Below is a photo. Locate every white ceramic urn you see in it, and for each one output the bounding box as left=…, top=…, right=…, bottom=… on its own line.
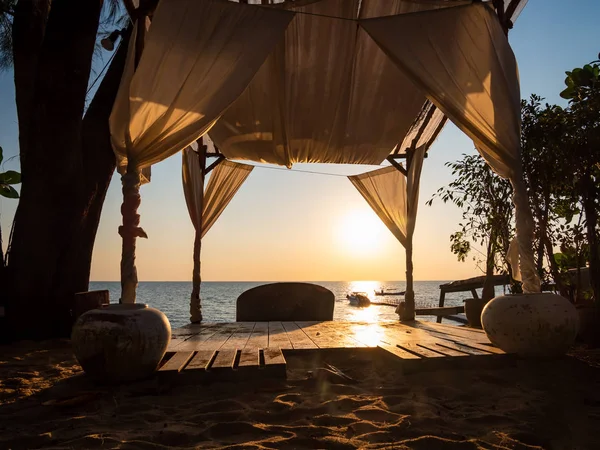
left=481, top=293, right=579, bottom=357
left=71, top=304, right=171, bottom=382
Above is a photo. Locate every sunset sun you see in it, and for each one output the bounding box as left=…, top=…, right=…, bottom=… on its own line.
left=337, top=209, right=385, bottom=255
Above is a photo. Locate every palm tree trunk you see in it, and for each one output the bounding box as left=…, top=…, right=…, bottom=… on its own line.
left=6, top=0, right=103, bottom=339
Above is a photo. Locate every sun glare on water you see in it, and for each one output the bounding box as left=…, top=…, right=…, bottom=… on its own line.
left=337, top=209, right=384, bottom=255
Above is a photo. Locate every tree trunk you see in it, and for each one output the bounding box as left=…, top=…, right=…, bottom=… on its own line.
left=6, top=0, right=103, bottom=339
left=544, top=234, right=568, bottom=298
left=535, top=207, right=546, bottom=276
left=482, top=232, right=496, bottom=301
left=71, top=27, right=131, bottom=289
left=11, top=0, right=51, bottom=168
left=583, top=174, right=600, bottom=307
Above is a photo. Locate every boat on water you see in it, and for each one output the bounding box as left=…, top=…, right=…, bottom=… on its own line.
left=346, top=292, right=371, bottom=307
left=374, top=289, right=406, bottom=296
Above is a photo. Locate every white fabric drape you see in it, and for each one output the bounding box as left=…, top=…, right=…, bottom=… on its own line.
left=202, top=161, right=254, bottom=239
left=360, top=2, right=540, bottom=293
left=210, top=0, right=463, bottom=167
left=182, top=147, right=254, bottom=239
left=348, top=147, right=426, bottom=250
left=110, top=0, right=295, bottom=171
left=396, top=102, right=447, bottom=155
left=349, top=166, right=409, bottom=247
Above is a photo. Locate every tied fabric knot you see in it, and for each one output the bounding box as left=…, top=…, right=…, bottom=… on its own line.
left=118, top=225, right=148, bottom=239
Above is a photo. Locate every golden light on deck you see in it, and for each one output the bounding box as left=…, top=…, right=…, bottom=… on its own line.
left=337, top=210, right=384, bottom=255
left=350, top=323, right=384, bottom=346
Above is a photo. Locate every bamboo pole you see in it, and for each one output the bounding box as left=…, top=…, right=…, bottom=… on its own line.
left=189, top=140, right=207, bottom=323
left=119, top=13, right=147, bottom=304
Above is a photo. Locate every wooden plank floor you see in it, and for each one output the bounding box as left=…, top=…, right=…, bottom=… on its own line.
left=167, top=320, right=503, bottom=357
left=159, top=321, right=507, bottom=382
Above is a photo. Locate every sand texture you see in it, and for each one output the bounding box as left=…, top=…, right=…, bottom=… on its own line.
left=1, top=340, right=599, bottom=449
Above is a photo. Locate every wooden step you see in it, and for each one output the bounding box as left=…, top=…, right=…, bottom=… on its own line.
left=157, top=347, right=287, bottom=383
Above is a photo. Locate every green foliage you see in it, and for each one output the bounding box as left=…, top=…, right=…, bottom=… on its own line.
left=449, top=232, right=470, bottom=262
left=427, top=153, right=513, bottom=274
left=0, top=0, right=15, bottom=71
left=560, top=53, right=600, bottom=101
left=0, top=146, right=20, bottom=199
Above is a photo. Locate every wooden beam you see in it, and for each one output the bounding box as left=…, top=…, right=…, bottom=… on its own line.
left=408, top=102, right=437, bottom=152
left=388, top=153, right=428, bottom=160
left=504, top=0, right=523, bottom=30
left=205, top=155, right=225, bottom=175
left=415, top=306, right=465, bottom=316
left=491, top=0, right=510, bottom=35
left=386, top=156, right=407, bottom=176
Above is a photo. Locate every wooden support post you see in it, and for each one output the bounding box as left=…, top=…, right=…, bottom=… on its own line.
left=190, top=139, right=207, bottom=323
left=437, top=289, right=446, bottom=323
left=119, top=10, right=149, bottom=304
left=401, top=145, right=416, bottom=322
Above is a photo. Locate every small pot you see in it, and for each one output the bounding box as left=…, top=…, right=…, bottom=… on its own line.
left=576, top=304, right=600, bottom=346
left=464, top=298, right=486, bottom=328
left=481, top=293, right=579, bottom=357
left=71, top=304, right=171, bottom=383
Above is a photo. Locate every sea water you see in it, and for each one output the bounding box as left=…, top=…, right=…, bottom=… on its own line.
left=89, top=280, right=507, bottom=329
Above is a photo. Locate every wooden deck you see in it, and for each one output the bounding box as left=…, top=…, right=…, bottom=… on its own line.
left=159, top=320, right=506, bottom=382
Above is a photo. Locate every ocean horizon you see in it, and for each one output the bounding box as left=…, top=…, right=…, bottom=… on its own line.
left=89, top=280, right=508, bottom=329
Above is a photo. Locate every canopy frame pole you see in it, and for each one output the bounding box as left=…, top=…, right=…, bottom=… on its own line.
left=119, top=8, right=149, bottom=304
left=386, top=156, right=407, bottom=176
left=190, top=138, right=207, bottom=323
left=401, top=147, right=416, bottom=321
left=205, top=154, right=225, bottom=175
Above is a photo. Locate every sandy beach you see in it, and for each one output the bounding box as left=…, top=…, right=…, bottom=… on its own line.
left=1, top=340, right=598, bottom=449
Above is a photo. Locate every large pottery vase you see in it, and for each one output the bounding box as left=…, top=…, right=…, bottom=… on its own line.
left=481, top=293, right=578, bottom=357
left=71, top=304, right=171, bottom=382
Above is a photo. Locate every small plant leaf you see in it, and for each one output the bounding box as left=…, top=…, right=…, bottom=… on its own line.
left=0, top=184, right=19, bottom=199
left=0, top=170, right=22, bottom=185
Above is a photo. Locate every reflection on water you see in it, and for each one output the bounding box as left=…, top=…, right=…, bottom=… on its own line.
left=346, top=301, right=380, bottom=322
left=348, top=280, right=380, bottom=301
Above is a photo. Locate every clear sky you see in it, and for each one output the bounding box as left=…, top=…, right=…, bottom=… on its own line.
left=0, top=0, right=598, bottom=282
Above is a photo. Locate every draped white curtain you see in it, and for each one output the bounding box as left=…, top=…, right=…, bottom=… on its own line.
left=208, top=0, right=468, bottom=167
left=349, top=167, right=409, bottom=247
left=360, top=2, right=541, bottom=293
left=182, top=155, right=254, bottom=240
left=109, top=0, right=294, bottom=303
left=182, top=147, right=253, bottom=322
left=110, top=0, right=295, bottom=171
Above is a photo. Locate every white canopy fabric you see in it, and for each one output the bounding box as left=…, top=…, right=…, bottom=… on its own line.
left=208, top=0, right=468, bottom=168
left=349, top=167, right=409, bottom=247
left=110, top=0, right=295, bottom=172
left=109, top=0, right=539, bottom=310
left=349, top=145, right=427, bottom=314
left=200, top=160, right=254, bottom=240
left=360, top=1, right=541, bottom=293
left=182, top=147, right=254, bottom=322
